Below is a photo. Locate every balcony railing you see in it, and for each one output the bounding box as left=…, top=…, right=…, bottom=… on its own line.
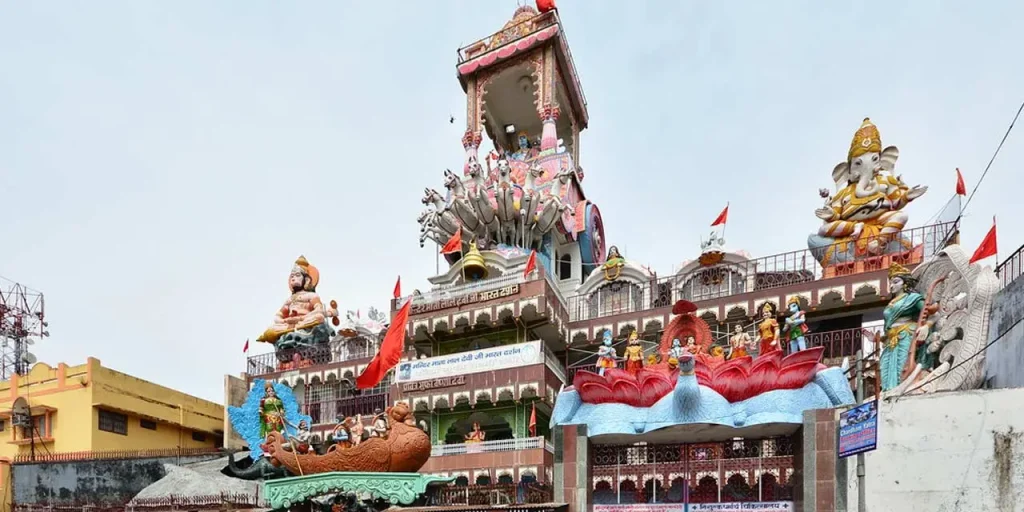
left=457, top=10, right=558, bottom=63
left=997, top=242, right=1024, bottom=288
left=430, top=483, right=554, bottom=507
left=302, top=393, right=389, bottom=426
left=431, top=436, right=551, bottom=457
left=542, top=342, right=567, bottom=385
left=566, top=222, right=955, bottom=322
left=245, top=336, right=381, bottom=376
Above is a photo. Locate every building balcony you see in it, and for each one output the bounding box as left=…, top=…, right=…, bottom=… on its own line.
left=997, top=242, right=1024, bottom=288
left=565, top=222, right=954, bottom=329
left=420, top=437, right=554, bottom=483
left=428, top=482, right=555, bottom=508
left=430, top=436, right=554, bottom=457
left=245, top=336, right=381, bottom=378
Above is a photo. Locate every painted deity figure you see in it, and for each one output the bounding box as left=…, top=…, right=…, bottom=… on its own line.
left=464, top=422, right=486, bottom=443
left=331, top=417, right=351, bottom=448
left=257, top=256, right=338, bottom=348
left=811, top=118, right=928, bottom=264
left=669, top=338, right=686, bottom=361
left=783, top=298, right=809, bottom=353
left=283, top=420, right=313, bottom=454
left=349, top=415, right=364, bottom=446
left=755, top=302, right=781, bottom=356
left=623, top=331, right=644, bottom=374
left=880, top=263, right=926, bottom=391
left=596, top=330, right=618, bottom=376
left=259, top=382, right=286, bottom=440
left=512, top=132, right=538, bottom=161
left=730, top=324, right=751, bottom=360
left=370, top=409, right=389, bottom=439
left=684, top=335, right=698, bottom=354
left=603, top=246, right=626, bottom=281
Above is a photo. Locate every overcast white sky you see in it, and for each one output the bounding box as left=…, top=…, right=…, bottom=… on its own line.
left=1, top=1, right=1022, bottom=403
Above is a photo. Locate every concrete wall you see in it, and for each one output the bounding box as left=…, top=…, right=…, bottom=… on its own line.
left=985, top=275, right=1024, bottom=389
left=845, top=388, right=1024, bottom=512
left=12, top=454, right=221, bottom=506
left=224, top=374, right=248, bottom=450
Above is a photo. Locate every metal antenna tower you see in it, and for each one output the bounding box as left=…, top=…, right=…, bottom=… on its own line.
left=0, top=276, right=48, bottom=380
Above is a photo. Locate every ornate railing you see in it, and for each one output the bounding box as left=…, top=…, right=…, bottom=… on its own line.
left=431, top=436, right=549, bottom=457
left=997, top=242, right=1024, bottom=288
left=303, top=392, right=389, bottom=426
left=12, top=447, right=222, bottom=464
left=590, top=438, right=794, bottom=505
left=457, top=10, right=558, bottom=63
left=245, top=336, right=380, bottom=376
left=542, top=342, right=567, bottom=384
left=567, top=222, right=955, bottom=322
left=430, top=483, right=554, bottom=507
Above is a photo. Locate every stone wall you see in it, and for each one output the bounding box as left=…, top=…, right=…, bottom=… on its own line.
left=985, top=275, right=1024, bottom=388
left=13, top=454, right=221, bottom=507
left=844, top=388, right=1024, bottom=511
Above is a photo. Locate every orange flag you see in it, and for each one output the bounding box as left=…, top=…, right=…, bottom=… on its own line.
left=711, top=205, right=729, bottom=227
left=528, top=402, right=537, bottom=437
left=441, top=230, right=463, bottom=254
left=243, top=339, right=249, bottom=353
left=393, top=276, right=401, bottom=299
left=523, top=250, right=537, bottom=278
left=955, top=168, right=967, bottom=196
left=357, top=299, right=411, bottom=389
left=969, top=218, right=998, bottom=264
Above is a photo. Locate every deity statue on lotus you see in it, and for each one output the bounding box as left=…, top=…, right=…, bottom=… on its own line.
left=755, top=302, right=781, bottom=356
left=783, top=297, right=809, bottom=354
left=257, top=256, right=339, bottom=349
left=623, top=331, right=644, bottom=374
left=808, top=118, right=928, bottom=265
left=595, top=330, right=618, bottom=376
left=729, top=324, right=751, bottom=360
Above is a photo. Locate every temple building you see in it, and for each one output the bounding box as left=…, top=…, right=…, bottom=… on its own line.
left=235, top=5, right=1018, bottom=512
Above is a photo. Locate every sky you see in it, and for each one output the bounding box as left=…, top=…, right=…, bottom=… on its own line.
left=1, top=1, right=1022, bottom=404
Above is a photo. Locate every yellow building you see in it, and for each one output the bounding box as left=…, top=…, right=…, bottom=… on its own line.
left=0, top=358, right=224, bottom=507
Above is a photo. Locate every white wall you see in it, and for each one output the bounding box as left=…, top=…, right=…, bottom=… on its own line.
left=846, top=388, right=1024, bottom=512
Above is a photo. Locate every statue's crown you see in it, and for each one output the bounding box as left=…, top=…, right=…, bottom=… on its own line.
left=761, top=302, right=774, bottom=314
left=787, top=296, right=801, bottom=308
left=849, top=117, right=882, bottom=160
left=888, top=262, right=911, bottom=280
left=292, top=255, right=320, bottom=290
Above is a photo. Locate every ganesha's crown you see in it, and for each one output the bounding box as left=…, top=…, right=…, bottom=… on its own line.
left=849, top=117, right=882, bottom=161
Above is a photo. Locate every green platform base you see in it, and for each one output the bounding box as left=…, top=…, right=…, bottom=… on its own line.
left=262, top=472, right=455, bottom=509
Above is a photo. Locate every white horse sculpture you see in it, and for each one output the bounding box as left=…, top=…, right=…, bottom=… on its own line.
left=492, top=155, right=519, bottom=246
left=519, top=165, right=544, bottom=248
left=530, top=167, right=575, bottom=249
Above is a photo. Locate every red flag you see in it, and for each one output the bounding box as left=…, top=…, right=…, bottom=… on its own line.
left=243, top=339, right=249, bottom=353
left=393, top=276, right=401, bottom=299
left=523, top=250, right=537, bottom=278
left=536, top=0, right=556, bottom=13
left=969, top=218, right=998, bottom=264
left=710, top=205, right=729, bottom=227
left=528, top=402, right=537, bottom=437
left=956, top=168, right=967, bottom=196
left=356, top=299, right=411, bottom=389
left=441, top=230, right=463, bottom=254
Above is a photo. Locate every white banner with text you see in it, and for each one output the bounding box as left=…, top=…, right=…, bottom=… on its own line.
left=395, top=340, right=542, bottom=383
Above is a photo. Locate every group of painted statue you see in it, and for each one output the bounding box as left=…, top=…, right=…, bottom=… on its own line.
left=418, top=131, right=576, bottom=251
left=595, top=298, right=812, bottom=377
left=257, top=386, right=395, bottom=456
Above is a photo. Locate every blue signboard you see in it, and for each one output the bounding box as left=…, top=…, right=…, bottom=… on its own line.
left=838, top=400, right=878, bottom=458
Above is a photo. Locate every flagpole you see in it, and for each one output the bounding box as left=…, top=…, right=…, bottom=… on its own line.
left=994, top=216, right=999, bottom=267
left=721, top=201, right=730, bottom=240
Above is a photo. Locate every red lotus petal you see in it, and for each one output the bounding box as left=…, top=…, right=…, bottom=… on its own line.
left=748, top=353, right=782, bottom=397
left=711, top=364, right=752, bottom=402
left=781, top=346, right=825, bottom=368
left=603, top=368, right=634, bottom=383
left=611, top=378, right=642, bottom=406
left=776, top=361, right=822, bottom=390
left=637, top=369, right=675, bottom=407
left=572, top=370, right=606, bottom=390
left=712, top=356, right=752, bottom=381
left=578, top=382, right=615, bottom=404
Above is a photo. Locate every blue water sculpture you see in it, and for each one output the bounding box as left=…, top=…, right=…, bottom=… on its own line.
left=228, top=378, right=312, bottom=459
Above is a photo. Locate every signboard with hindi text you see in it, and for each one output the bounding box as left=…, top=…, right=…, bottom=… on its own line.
left=395, top=340, right=542, bottom=383
left=838, top=400, right=878, bottom=458
left=591, top=504, right=792, bottom=512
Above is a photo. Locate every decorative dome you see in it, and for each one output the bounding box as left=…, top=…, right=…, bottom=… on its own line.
left=488, top=6, right=542, bottom=49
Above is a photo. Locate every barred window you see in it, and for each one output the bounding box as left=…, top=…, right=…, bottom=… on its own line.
left=140, top=419, right=157, bottom=430
left=99, top=410, right=128, bottom=435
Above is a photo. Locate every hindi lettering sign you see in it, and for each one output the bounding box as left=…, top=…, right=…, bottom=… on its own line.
left=410, top=284, right=519, bottom=314
left=687, top=503, right=793, bottom=511
left=400, top=375, right=466, bottom=393
left=838, top=400, right=878, bottom=458
left=593, top=505, right=683, bottom=512
left=395, top=340, right=542, bottom=383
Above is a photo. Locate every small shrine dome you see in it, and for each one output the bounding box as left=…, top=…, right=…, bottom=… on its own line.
left=672, top=233, right=756, bottom=308
left=573, top=247, right=655, bottom=321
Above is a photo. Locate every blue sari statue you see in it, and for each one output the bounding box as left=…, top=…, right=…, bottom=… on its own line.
left=880, top=263, right=924, bottom=391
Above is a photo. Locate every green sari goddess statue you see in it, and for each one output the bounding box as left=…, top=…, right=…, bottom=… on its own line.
left=880, top=262, right=931, bottom=391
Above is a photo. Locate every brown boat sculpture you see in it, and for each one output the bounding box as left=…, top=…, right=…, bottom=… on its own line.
left=262, top=402, right=431, bottom=475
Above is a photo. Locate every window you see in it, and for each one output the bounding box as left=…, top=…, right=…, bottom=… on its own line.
left=191, top=431, right=206, bottom=442
left=32, top=416, right=49, bottom=438
left=0, top=420, right=5, bottom=432
left=559, top=254, right=572, bottom=281
left=140, top=419, right=157, bottom=430
left=98, top=410, right=128, bottom=435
